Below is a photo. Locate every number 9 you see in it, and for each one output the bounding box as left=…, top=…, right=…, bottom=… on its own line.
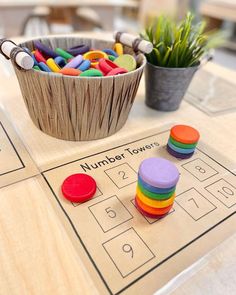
left=122, top=243, right=134, bottom=258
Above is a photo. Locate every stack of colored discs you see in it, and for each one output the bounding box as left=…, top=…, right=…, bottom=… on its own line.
left=135, top=158, right=180, bottom=219
left=167, top=125, right=200, bottom=159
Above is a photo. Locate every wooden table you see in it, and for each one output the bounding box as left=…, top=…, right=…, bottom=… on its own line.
left=200, top=0, right=236, bottom=23
left=0, top=33, right=235, bottom=294
left=0, top=0, right=138, bottom=36
left=200, top=0, right=236, bottom=48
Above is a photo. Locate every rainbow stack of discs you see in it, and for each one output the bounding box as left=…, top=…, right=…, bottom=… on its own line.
left=135, top=157, right=180, bottom=219
left=167, top=125, right=200, bottom=159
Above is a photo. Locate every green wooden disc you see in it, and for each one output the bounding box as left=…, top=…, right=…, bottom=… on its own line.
left=114, top=54, right=137, bottom=72
left=108, top=55, right=116, bottom=61
left=33, top=65, right=40, bottom=71
left=80, top=69, right=103, bottom=77
left=138, top=181, right=175, bottom=200
left=169, top=136, right=197, bottom=149
left=55, top=48, right=73, bottom=60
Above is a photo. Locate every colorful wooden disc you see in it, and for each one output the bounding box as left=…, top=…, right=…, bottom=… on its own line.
left=114, top=54, right=137, bottom=72
left=169, top=136, right=197, bottom=149
left=64, top=54, right=83, bottom=69
left=103, top=48, right=118, bottom=57
left=167, top=141, right=195, bottom=154
left=77, top=60, right=91, bottom=71
left=38, top=62, right=51, bottom=72
left=135, top=196, right=172, bottom=218
left=61, top=173, right=96, bottom=203
left=138, top=176, right=176, bottom=194
left=113, top=43, right=123, bottom=55
left=136, top=186, right=175, bottom=208
left=80, top=69, right=103, bottom=77
left=135, top=195, right=173, bottom=215
left=55, top=48, right=74, bottom=60
left=46, top=58, right=61, bottom=72
left=167, top=145, right=194, bottom=159
left=59, top=68, right=81, bottom=76
left=138, top=183, right=175, bottom=200
left=139, top=157, right=179, bottom=188
left=34, top=40, right=58, bottom=58
left=170, top=125, right=200, bottom=144
left=106, top=67, right=128, bottom=76
left=34, top=49, right=47, bottom=64
left=83, top=50, right=108, bottom=66
left=67, top=44, right=90, bottom=56
left=98, top=58, right=118, bottom=75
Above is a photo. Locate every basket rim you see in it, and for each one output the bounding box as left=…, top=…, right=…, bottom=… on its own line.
left=19, top=36, right=147, bottom=80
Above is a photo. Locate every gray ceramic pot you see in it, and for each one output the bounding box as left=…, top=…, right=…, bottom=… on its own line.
left=145, top=62, right=199, bottom=111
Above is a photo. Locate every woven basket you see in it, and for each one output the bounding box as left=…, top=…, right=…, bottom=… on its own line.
left=13, top=36, right=145, bottom=141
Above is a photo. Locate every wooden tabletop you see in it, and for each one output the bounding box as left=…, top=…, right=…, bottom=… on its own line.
left=0, top=33, right=235, bottom=294
left=0, top=0, right=138, bottom=8
left=200, top=0, right=236, bottom=22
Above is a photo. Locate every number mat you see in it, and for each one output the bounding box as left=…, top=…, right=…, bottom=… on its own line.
left=0, top=108, right=38, bottom=188
left=40, top=125, right=236, bottom=295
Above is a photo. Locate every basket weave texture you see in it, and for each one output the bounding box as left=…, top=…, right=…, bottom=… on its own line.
left=13, top=37, right=146, bottom=141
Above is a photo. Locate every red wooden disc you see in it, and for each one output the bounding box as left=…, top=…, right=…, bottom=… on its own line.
left=135, top=195, right=173, bottom=215
left=170, top=125, right=200, bottom=144
left=61, top=173, right=96, bottom=203
left=99, top=58, right=118, bottom=75
left=135, top=198, right=168, bottom=219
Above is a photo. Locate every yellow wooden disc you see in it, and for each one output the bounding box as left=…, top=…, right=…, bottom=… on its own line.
left=113, top=43, right=123, bottom=55
left=46, top=58, right=61, bottom=72
left=136, top=186, right=175, bottom=208
left=83, top=50, right=108, bottom=67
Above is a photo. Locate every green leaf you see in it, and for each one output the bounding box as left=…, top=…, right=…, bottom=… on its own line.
left=142, top=12, right=225, bottom=68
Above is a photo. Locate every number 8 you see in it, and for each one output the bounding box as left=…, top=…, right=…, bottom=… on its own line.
left=195, top=166, right=206, bottom=173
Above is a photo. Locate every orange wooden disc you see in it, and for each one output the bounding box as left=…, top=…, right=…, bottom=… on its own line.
left=170, top=125, right=200, bottom=144
left=59, top=68, right=81, bottom=76
left=135, top=195, right=173, bottom=215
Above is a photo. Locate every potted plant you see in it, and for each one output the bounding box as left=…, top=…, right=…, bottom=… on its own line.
left=142, top=12, right=223, bottom=111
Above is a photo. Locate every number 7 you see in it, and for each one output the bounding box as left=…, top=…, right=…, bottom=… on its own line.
left=188, top=198, right=199, bottom=208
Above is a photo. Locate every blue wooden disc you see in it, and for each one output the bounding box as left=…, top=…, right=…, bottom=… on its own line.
left=167, top=140, right=195, bottom=154
left=167, top=144, right=194, bottom=159
left=138, top=175, right=176, bottom=194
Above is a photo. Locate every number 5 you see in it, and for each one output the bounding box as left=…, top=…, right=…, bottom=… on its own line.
left=105, top=207, right=116, bottom=218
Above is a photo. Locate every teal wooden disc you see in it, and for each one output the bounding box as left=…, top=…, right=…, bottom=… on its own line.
left=168, top=140, right=195, bottom=154
left=169, top=136, right=197, bottom=149
left=138, top=182, right=175, bottom=200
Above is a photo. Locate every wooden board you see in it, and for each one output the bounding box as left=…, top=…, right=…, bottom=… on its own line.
left=41, top=125, right=236, bottom=295
left=0, top=176, right=99, bottom=295
left=0, top=108, right=38, bottom=188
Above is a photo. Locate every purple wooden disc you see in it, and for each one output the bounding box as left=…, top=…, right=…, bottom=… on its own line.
left=167, top=145, right=194, bottom=159
left=67, top=44, right=90, bottom=56
left=33, top=40, right=58, bottom=58
left=63, top=54, right=83, bottom=69
left=139, top=157, right=179, bottom=188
